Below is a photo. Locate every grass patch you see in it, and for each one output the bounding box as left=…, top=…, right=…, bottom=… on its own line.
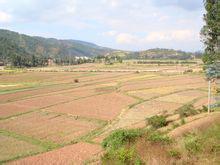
left=0, top=130, right=60, bottom=151
left=168, top=149, right=181, bottom=159
left=147, top=131, right=172, bottom=144
left=183, top=134, right=202, bottom=154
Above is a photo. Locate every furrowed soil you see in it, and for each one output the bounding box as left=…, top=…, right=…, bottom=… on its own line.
left=0, top=63, right=209, bottom=163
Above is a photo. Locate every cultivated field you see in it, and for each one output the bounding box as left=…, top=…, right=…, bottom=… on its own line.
left=0, top=62, right=210, bottom=164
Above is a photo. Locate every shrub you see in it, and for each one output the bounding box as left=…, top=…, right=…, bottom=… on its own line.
left=181, top=118, right=186, bottom=125
left=202, top=105, right=208, bottom=112
left=216, top=88, right=220, bottom=94
left=147, top=115, right=167, bottom=129
left=147, top=131, right=172, bottom=144
left=183, top=69, right=193, bottom=74
left=177, top=104, right=198, bottom=118
left=184, top=134, right=201, bottom=154
left=117, top=147, right=135, bottom=163
left=168, top=149, right=181, bottom=159
left=102, top=147, right=144, bottom=164
left=172, top=123, right=180, bottom=129
left=102, top=129, right=143, bottom=150
left=74, top=79, right=79, bottom=83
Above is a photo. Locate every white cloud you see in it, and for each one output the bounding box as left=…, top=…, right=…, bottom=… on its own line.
left=102, top=0, right=120, bottom=8
left=102, top=30, right=117, bottom=37
left=0, top=0, right=6, bottom=4
left=114, top=30, right=196, bottom=45
left=116, top=33, right=138, bottom=44
left=0, top=11, right=12, bottom=23
left=145, top=30, right=195, bottom=42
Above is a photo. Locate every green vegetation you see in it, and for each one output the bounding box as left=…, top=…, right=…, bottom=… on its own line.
left=102, top=129, right=143, bottom=150
left=201, top=0, right=220, bottom=64
left=168, top=149, right=181, bottom=158
left=177, top=104, right=198, bottom=118
left=0, top=29, right=202, bottom=67
left=183, top=134, right=202, bottom=154
left=0, top=130, right=60, bottom=151
left=0, top=29, right=110, bottom=67
left=127, top=48, right=201, bottom=60
left=147, top=115, right=167, bottom=129
left=147, top=131, right=172, bottom=144
left=102, top=123, right=220, bottom=164
left=101, top=129, right=144, bottom=164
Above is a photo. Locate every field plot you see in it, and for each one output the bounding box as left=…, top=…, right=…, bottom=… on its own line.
left=0, top=134, right=43, bottom=163
left=0, top=63, right=210, bottom=163
left=0, top=103, right=33, bottom=119
left=119, top=100, right=182, bottom=127
left=11, top=142, right=102, bottom=165
left=0, top=111, right=102, bottom=145
left=155, top=90, right=206, bottom=104
left=0, top=72, right=131, bottom=103
left=45, top=92, right=137, bottom=120
left=0, top=93, right=92, bottom=119
left=121, top=75, right=206, bottom=91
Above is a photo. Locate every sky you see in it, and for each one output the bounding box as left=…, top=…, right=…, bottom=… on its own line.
left=0, top=0, right=204, bottom=52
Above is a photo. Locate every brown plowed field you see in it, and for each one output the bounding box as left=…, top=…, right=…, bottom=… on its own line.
left=10, top=142, right=102, bottom=165
left=121, top=75, right=206, bottom=91
left=0, top=103, right=33, bottom=118
left=0, top=64, right=209, bottom=164
left=45, top=92, right=137, bottom=120
left=0, top=111, right=101, bottom=144
left=0, top=135, right=43, bottom=162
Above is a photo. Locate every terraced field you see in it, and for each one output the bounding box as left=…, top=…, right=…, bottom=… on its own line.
left=0, top=63, right=209, bottom=164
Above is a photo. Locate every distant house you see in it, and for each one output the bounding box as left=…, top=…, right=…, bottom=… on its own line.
left=47, top=58, right=54, bottom=66
left=0, top=61, right=4, bottom=66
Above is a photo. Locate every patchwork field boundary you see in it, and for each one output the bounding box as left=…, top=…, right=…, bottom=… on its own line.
left=0, top=91, right=119, bottom=120
left=0, top=72, right=133, bottom=103
left=93, top=88, right=207, bottom=140
left=0, top=129, right=61, bottom=164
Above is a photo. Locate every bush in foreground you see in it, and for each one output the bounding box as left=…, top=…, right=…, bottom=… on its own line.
left=102, top=129, right=143, bottom=150
left=177, top=104, right=198, bottom=118
left=147, top=115, right=167, bottom=129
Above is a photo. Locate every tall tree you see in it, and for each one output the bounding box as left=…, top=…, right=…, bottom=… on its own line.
left=201, top=0, right=220, bottom=64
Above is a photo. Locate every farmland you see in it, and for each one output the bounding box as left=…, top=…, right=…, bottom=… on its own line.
left=0, top=62, right=211, bottom=164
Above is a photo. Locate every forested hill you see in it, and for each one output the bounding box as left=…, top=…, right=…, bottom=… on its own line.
left=0, top=29, right=202, bottom=67
left=124, top=49, right=202, bottom=60
left=0, top=29, right=113, bottom=65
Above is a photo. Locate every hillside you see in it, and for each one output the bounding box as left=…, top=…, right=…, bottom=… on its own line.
left=124, top=48, right=202, bottom=60
left=0, top=29, right=113, bottom=65
left=0, top=29, right=202, bottom=67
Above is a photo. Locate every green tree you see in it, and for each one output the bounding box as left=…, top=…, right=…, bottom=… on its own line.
left=201, top=0, right=220, bottom=64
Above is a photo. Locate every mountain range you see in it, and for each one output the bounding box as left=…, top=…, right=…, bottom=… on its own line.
left=0, top=29, right=201, bottom=65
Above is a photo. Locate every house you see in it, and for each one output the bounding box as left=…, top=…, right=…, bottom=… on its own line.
left=47, top=58, right=54, bottom=66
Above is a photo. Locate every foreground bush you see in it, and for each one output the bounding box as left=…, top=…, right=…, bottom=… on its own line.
left=147, top=131, right=172, bottom=144
left=184, top=134, right=202, bottom=154
left=177, top=104, right=198, bottom=118
left=147, top=115, right=167, bottom=128
left=102, top=129, right=143, bottom=150
left=101, top=129, right=144, bottom=164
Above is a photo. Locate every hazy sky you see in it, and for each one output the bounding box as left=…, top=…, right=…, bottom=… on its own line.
left=0, top=0, right=204, bottom=51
